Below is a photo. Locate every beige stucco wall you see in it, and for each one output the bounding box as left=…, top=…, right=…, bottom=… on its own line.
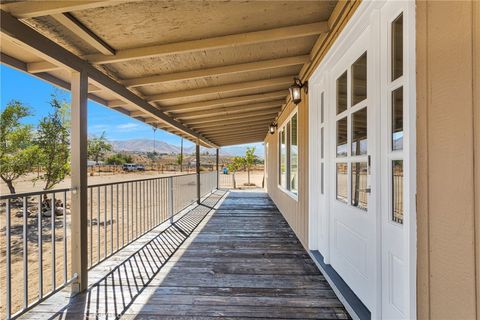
left=264, top=91, right=309, bottom=248
left=416, top=1, right=480, bottom=319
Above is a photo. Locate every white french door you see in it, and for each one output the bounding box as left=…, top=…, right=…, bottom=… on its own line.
left=328, top=26, right=378, bottom=312
left=309, top=1, right=416, bottom=319
left=379, top=1, right=414, bottom=319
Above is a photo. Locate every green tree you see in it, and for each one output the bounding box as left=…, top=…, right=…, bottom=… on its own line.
left=176, top=153, right=183, bottom=166
left=226, top=156, right=245, bottom=189
left=0, top=101, right=38, bottom=193
left=244, top=147, right=257, bottom=185
left=105, top=153, right=133, bottom=165
left=88, top=131, right=112, bottom=165
left=36, top=96, right=71, bottom=190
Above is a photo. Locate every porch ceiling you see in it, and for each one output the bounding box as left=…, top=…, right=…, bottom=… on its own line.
left=0, top=0, right=343, bottom=147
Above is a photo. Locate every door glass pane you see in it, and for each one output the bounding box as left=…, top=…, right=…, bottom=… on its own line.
left=290, top=114, right=298, bottom=194
left=336, top=71, right=347, bottom=114
left=351, top=107, right=367, bottom=156
left=280, top=128, right=287, bottom=188
left=336, top=163, right=348, bottom=203
left=392, top=13, right=403, bottom=81
left=392, top=160, right=404, bottom=223
left=351, top=162, right=368, bottom=210
left=392, top=87, right=403, bottom=150
left=321, top=127, right=324, bottom=159
left=336, top=117, right=347, bottom=157
left=351, top=52, right=367, bottom=106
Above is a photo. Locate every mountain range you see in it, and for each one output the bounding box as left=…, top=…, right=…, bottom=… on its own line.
left=110, top=139, right=264, bottom=158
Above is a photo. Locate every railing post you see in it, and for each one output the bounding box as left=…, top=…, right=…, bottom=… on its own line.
left=216, top=148, right=219, bottom=190
left=168, top=176, right=174, bottom=224
left=196, top=142, right=200, bottom=204
left=70, top=69, right=88, bottom=293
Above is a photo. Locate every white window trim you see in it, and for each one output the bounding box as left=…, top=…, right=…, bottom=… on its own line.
left=277, top=107, right=299, bottom=201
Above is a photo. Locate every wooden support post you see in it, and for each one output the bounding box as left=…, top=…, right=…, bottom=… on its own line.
left=70, top=70, right=88, bottom=293
left=216, top=148, right=219, bottom=190
left=196, top=142, right=200, bottom=204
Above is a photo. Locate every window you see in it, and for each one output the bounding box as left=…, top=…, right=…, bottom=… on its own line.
left=336, top=71, right=348, bottom=114
left=290, top=114, right=298, bottom=194
left=351, top=52, right=367, bottom=106
left=392, top=87, right=403, bottom=150
left=334, top=51, right=368, bottom=211
left=278, top=111, right=299, bottom=196
left=389, top=12, right=404, bottom=224
left=336, top=163, right=348, bottom=203
left=352, top=107, right=368, bottom=156
left=351, top=162, right=368, bottom=210
left=392, top=160, right=404, bottom=223
left=391, top=13, right=403, bottom=81
left=279, top=127, right=287, bottom=188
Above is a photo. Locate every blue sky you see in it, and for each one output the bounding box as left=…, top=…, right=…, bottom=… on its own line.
left=0, top=64, right=263, bottom=153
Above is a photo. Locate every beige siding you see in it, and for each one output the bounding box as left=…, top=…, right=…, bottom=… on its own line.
left=264, top=91, right=309, bottom=248
left=416, top=1, right=480, bottom=319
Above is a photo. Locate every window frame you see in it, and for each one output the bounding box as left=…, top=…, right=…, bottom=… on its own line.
left=277, top=108, right=299, bottom=200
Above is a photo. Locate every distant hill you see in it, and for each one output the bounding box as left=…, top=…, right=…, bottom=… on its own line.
left=110, top=139, right=194, bottom=154
left=110, top=139, right=264, bottom=158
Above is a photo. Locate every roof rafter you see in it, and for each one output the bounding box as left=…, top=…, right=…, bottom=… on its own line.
left=158, top=91, right=286, bottom=114
left=190, top=115, right=275, bottom=130
left=214, top=136, right=265, bottom=146
left=146, top=76, right=293, bottom=102
left=206, top=129, right=268, bottom=140
left=201, top=123, right=271, bottom=134
left=172, top=100, right=284, bottom=120
left=0, top=10, right=216, bottom=148
left=26, top=21, right=328, bottom=72
left=183, top=108, right=280, bottom=125
left=123, top=55, right=309, bottom=88
left=0, top=1, right=129, bottom=19
left=51, top=13, right=115, bottom=55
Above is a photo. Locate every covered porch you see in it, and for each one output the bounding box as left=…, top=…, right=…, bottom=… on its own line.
left=20, top=190, right=349, bottom=319
left=0, top=1, right=357, bottom=319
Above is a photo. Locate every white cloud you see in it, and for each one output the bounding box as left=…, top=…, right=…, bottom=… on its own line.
left=116, top=123, right=140, bottom=130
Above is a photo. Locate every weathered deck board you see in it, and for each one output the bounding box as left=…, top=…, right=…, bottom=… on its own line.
left=20, top=190, right=350, bottom=319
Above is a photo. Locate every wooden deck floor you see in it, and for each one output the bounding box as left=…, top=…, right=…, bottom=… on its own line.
left=21, top=190, right=350, bottom=319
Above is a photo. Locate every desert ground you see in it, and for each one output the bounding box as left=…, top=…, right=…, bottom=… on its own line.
left=0, top=169, right=264, bottom=317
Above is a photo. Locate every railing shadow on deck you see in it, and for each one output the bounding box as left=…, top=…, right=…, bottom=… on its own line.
left=45, top=190, right=226, bottom=319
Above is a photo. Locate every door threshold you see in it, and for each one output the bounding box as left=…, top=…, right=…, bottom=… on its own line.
left=309, top=250, right=371, bottom=320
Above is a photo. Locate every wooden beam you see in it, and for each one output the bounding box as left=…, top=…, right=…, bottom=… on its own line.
left=215, top=133, right=266, bottom=141
left=191, top=116, right=274, bottom=130
left=0, top=1, right=128, bottom=18
left=0, top=10, right=217, bottom=148
left=51, top=13, right=115, bottom=55
left=123, top=55, right=309, bottom=88
left=215, top=136, right=265, bottom=146
left=206, top=129, right=268, bottom=140
left=173, top=100, right=284, bottom=120
left=27, top=21, right=328, bottom=71
left=147, top=76, right=293, bottom=102
left=183, top=108, right=279, bottom=125
left=200, top=121, right=271, bottom=134
left=214, top=135, right=266, bottom=144
left=161, top=91, right=286, bottom=113
left=1, top=52, right=108, bottom=106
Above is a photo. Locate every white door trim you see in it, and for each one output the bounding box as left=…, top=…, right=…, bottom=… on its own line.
left=308, top=1, right=417, bottom=319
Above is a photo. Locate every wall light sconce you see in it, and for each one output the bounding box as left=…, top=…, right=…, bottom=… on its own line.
left=269, top=123, right=277, bottom=135
left=289, top=77, right=308, bottom=105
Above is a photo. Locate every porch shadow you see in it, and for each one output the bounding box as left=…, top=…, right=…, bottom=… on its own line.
left=18, top=190, right=226, bottom=319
